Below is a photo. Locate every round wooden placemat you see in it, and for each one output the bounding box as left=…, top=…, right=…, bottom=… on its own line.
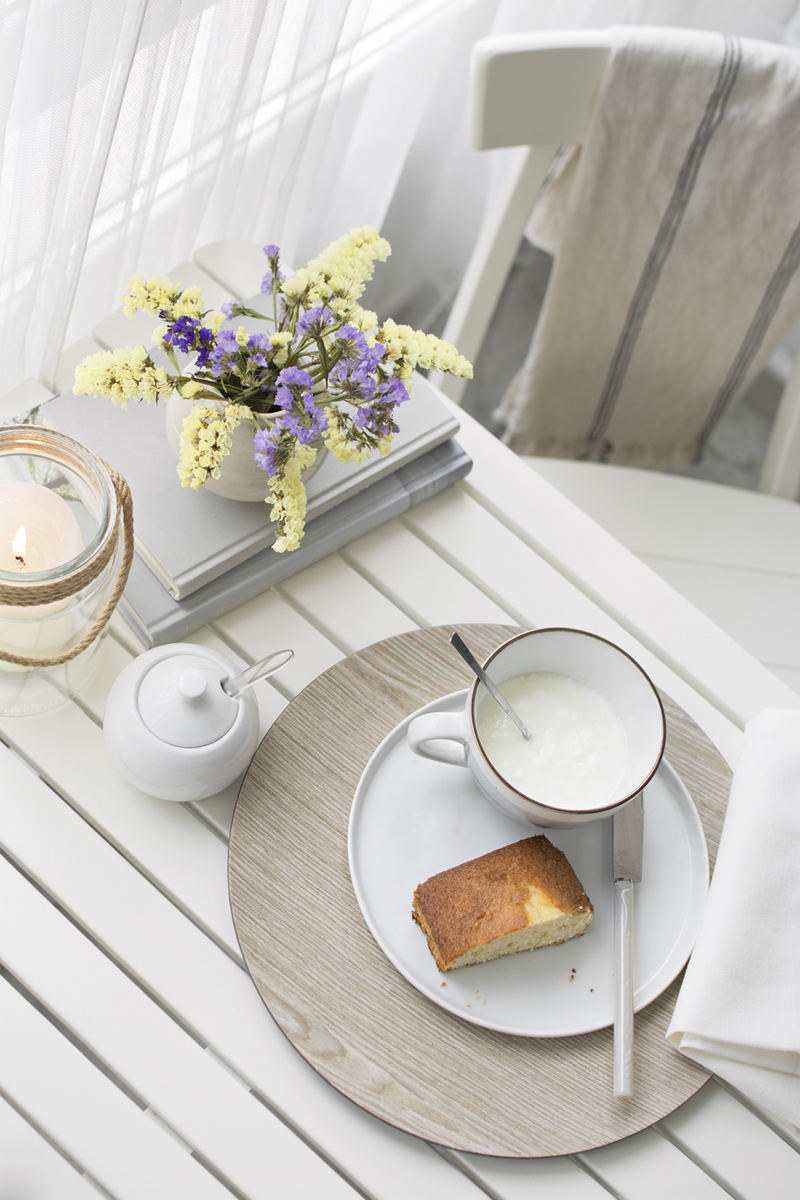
left=229, top=624, right=732, bottom=1157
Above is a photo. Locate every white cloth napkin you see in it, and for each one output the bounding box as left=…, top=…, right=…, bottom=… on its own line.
left=667, top=709, right=800, bottom=1125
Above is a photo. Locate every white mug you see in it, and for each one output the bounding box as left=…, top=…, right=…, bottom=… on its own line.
left=407, top=628, right=666, bottom=827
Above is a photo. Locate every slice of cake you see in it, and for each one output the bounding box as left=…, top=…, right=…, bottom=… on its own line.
left=412, top=835, right=593, bottom=972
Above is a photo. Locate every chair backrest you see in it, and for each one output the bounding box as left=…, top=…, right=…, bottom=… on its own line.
left=434, top=31, right=800, bottom=499
left=471, top=31, right=609, bottom=151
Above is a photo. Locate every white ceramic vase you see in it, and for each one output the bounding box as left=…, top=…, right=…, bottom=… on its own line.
left=165, top=394, right=327, bottom=503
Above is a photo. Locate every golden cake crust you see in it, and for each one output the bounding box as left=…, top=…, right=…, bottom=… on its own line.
left=412, top=835, right=593, bottom=971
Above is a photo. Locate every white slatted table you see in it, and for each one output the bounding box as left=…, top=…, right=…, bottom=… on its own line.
left=2, top=397, right=800, bottom=1200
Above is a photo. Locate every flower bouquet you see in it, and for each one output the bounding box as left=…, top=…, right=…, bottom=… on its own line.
left=74, top=227, right=472, bottom=551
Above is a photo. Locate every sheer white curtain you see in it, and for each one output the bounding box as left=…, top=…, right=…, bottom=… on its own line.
left=3, top=0, right=800, bottom=399
left=0, top=0, right=488, bottom=397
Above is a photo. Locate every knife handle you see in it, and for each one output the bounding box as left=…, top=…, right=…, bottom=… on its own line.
left=614, top=878, right=634, bottom=1098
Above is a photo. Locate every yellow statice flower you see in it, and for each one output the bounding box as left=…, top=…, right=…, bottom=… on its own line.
left=177, top=403, right=251, bottom=489
left=179, top=380, right=205, bottom=398
left=268, top=443, right=318, bottom=552
left=282, top=227, right=390, bottom=312
left=269, top=331, right=293, bottom=367
left=352, top=308, right=378, bottom=333
left=378, top=319, right=473, bottom=378
left=119, top=275, right=205, bottom=323
left=120, top=275, right=181, bottom=318
left=307, top=226, right=390, bottom=298
left=172, top=286, right=203, bottom=319
left=281, top=269, right=330, bottom=307
left=327, top=296, right=352, bottom=317
left=323, top=410, right=373, bottom=465
left=73, top=346, right=172, bottom=407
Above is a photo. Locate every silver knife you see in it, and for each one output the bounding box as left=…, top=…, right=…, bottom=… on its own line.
left=613, top=791, right=644, bottom=1098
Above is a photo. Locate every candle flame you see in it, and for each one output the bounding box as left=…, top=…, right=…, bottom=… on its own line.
left=13, top=525, right=26, bottom=571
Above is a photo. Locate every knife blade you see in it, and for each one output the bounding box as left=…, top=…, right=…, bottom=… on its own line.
left=613, top=791, right=644, bottom=1098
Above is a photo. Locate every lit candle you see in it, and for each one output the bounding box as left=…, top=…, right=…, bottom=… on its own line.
left=0, top=482, right=83, bottom=573
left=12, top=526, right=25, bottom=570
left=0, top=482, right=85, bottom=657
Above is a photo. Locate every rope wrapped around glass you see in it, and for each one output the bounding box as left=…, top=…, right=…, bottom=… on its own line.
left=0, top=425, right=134, bottom=717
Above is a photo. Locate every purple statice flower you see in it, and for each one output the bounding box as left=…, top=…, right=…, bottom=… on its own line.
left=278, top=366, right=314, bottom=391
left=261, top=268, right=285, bottom=296
left=353, top=406, right=371, bottom=428
left=280, top=393, right=329, bottom=444
left=195, top=325, right=216, bottom=368
left=165, top=315, right=199, bottom=353
left=253, top=426, right=280, bottom=475
left=300, top=393, right=329, bottom=438
left=283, top=412, right=326, bottom=444
left=361, top=341, right=386, bottom=370
left=243, top=332, right=270, bottom=369
left=163, top=316, right=217, bottom=368
left=268, top=365, right=330, bottom=446
left=329, top=358, right=376, bottom=403
left=209, top=329, right=241, bottom=378
left=332, top=324, right=369, bottom=360
left=296, top=305, right=336, bottom=338
left=221, top=300, right=236, bottom=317
left=274, top=365, right=314, bottom=412
left=274, top=386, right=295, bottom=411
left=263, top=244, right=280, bottom=259
left=377, top=375, right=410, bottom=406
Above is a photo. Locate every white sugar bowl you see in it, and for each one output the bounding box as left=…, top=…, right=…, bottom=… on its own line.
left=104, top=643, right=291, bottom=801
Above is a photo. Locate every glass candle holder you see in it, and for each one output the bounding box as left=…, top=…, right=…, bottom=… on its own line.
left=0, top=424, right=133, bottom=717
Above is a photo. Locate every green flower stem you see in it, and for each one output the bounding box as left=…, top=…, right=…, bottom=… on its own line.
left=316, top=336, right=330, bottom=383
left=237, top=306, right=270, bottom=320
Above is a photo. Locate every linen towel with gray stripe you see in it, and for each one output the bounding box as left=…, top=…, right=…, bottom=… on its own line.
left=501, top=27, right=800, bottom=468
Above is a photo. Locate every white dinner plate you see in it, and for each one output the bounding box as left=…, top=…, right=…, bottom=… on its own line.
left=348, top=690, right=709, bottom=1038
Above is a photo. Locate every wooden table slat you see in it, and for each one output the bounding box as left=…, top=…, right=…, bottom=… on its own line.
left=0, top=975, right=230, bottom=1200
left=0, top=740, right=488, bottom=1200
left=342, top=517, right=512, bottom=627
left=658, top=1079, right=800, bottom=1200
left=0, top=1095, right=101, bottom=1200
left=0, top=713, right=240, bottom=957
left=0, top=855, right=360, bottom=1200
left=576, top=1124, right=730, bottom=1200
left=451, top=402, right=800, bottom=723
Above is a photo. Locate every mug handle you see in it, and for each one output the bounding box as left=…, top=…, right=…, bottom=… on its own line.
left=407, top=710, right=468, bottom=767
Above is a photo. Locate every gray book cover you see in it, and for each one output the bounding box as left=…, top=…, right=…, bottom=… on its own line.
left=43, top=373, right=459, bottom=599
left=118, top=438, right=472, bottom=647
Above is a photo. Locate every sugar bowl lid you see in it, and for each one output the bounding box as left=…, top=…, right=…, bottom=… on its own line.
left=138, top=653, right=236, bottom=748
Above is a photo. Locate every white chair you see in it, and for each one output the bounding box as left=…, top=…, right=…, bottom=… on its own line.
left=432, top=30, right=800, bottom=696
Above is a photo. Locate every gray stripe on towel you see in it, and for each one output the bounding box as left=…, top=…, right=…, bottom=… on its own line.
left=585, top=36, right=742, bottom=453
left=698, top=217, right=800, bottom=446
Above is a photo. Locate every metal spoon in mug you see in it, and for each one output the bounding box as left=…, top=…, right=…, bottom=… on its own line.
left=449, top=633, right=530, bottom=740
left=222, top=648, right=294, bottom=698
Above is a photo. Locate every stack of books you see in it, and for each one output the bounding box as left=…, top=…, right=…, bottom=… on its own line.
left=43, top=375, right=471, bottom=646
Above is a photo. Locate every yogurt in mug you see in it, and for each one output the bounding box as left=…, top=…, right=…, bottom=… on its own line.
left=474, top=671, right=628, bottom=810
